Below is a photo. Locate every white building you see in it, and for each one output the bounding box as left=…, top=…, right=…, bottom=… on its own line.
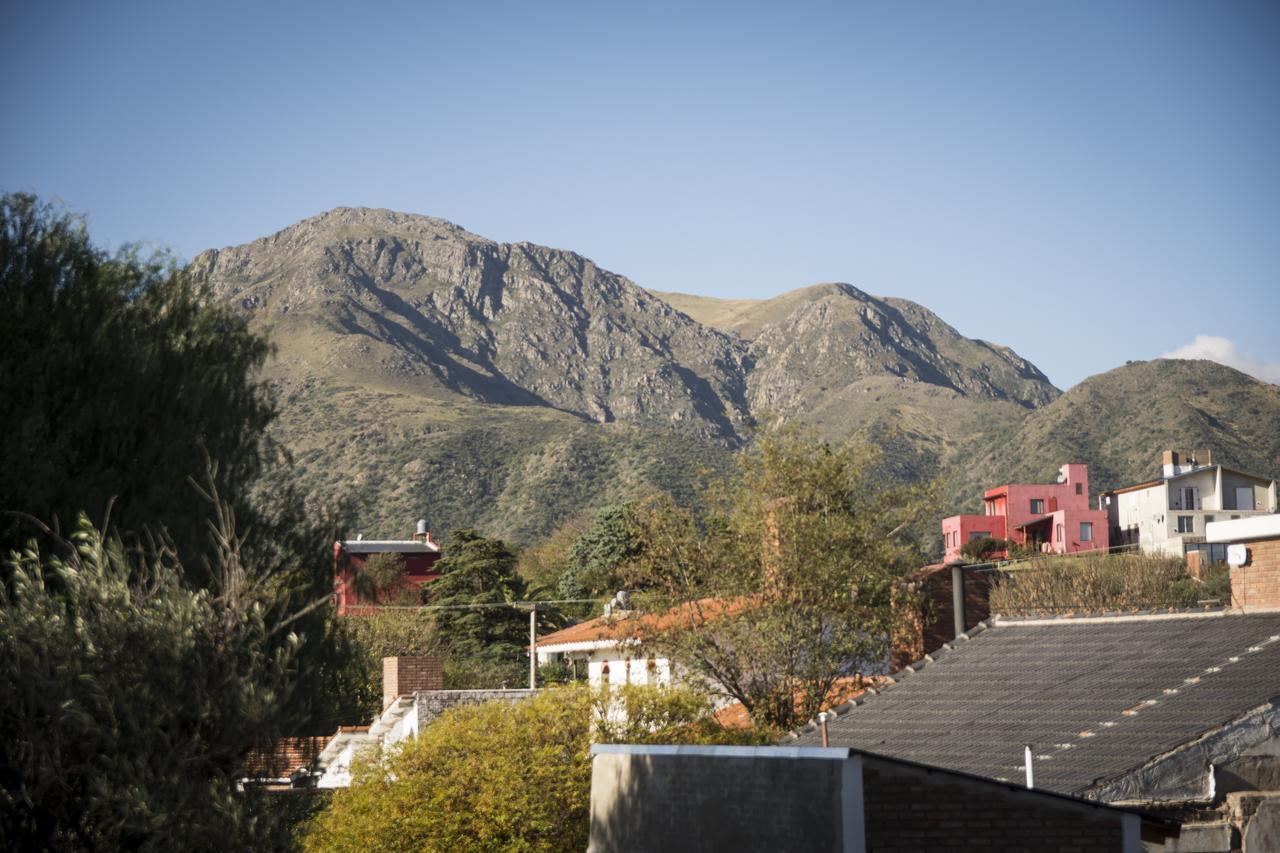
left=1101, top=450, right=1277, bottom=562
left=534, top=611, right=674, bottom=690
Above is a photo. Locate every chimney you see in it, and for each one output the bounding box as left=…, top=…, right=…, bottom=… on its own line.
left=413, top=518, right=430, bottom=543
left=1162, top=449, right=1215, bottom=478
left=382, top=656, right=443, bottom=708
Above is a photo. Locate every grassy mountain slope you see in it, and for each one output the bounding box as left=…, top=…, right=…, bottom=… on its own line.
left=194, top=207, right=1277, bottom=548
left=948, top=359, right=1280, bottom=516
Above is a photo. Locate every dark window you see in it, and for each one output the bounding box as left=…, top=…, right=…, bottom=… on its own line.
left=1176, top=515, right=1194, bottom=533
left=1075, top=483, right=1083, bottom=495
left=1080, top=522, right=1093, bottom=542
left=969, top=531, right=991, bottom=541
left=1030, top=499, right=1045, bottom=514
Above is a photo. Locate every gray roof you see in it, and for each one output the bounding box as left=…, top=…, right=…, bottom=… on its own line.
left=791, top=611, right=1280, bottom=795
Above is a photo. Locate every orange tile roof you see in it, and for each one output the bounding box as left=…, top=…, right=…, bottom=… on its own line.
left=536, top=598, right=748, bottom=648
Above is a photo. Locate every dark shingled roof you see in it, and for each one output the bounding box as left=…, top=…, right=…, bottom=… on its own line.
left=791, top=611, right=1280, bottom=795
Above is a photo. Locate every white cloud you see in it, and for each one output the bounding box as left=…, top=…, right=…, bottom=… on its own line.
left=1160, top=335, right=1280, bottom=385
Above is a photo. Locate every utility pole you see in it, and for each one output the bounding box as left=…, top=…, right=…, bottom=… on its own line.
left=529, top=605, right=537, bottom=690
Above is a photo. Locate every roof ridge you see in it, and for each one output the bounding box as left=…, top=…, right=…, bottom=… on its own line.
left=993, top=606, right=1229, bottom=625
left=784, top=619, right=994, bottom=741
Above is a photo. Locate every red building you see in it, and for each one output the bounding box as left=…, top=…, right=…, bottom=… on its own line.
left=334, top=520, right=443, bottom=615
left=941, top=463, right=1109, bottom=562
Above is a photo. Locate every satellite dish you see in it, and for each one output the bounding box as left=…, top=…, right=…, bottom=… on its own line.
left=1227, top=545, right=1248, bottom=567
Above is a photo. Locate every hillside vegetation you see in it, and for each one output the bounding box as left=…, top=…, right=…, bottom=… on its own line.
left=194, top=207, right=1279, bottom=547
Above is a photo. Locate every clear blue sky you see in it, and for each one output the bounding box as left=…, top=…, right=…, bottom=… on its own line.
left=4, top=1, right=1278, bottom=388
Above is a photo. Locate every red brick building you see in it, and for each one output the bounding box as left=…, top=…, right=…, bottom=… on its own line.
left=334, top=520, right=442, bottom=615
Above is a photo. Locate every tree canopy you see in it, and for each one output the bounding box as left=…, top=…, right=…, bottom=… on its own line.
left=0, top=505, right=333, bottom=850
left=301, top=684, right=766, bottom=852
left=0, top=192, right=277, bottom=576
left=622, top=427, right=930, bottom=730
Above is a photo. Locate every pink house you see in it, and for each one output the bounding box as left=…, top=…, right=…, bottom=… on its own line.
left=941, top=463, right=1110, bottom=562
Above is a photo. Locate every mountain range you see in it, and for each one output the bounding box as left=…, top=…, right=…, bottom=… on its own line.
left=192, top=207, right=1280, bottom=553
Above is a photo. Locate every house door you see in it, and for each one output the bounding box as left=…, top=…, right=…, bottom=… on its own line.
left=1236, top=487, right=1255, bottom=511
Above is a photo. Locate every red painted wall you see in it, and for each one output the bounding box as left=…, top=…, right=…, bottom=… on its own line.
left=943, top=464, right=1109, bottom=561
left=334, top=544, right=443, bottom=616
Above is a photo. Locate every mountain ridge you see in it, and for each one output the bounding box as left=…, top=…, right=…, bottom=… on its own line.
left=192, top=207, right=1278, bottom=550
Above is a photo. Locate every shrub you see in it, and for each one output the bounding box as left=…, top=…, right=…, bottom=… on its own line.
left=989, top=551, right=1219, bottom=616
left=301, top=684, right=767, bottom=852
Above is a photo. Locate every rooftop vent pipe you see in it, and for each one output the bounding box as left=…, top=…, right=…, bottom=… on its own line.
left=951, top=563, right=966, bottom=639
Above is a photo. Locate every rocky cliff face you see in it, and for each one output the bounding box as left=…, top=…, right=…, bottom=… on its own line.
left=193, top=208, right=753, bottom=442
left=194, top=208, right=1058, bottom=446
left=744, top=283, right=1057, bottom=418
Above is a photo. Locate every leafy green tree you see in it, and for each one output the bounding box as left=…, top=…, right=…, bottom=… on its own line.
left=622, top=427, right=930, bottom=731
left=556, top=504, right=642, bottom=603
left=0, top=192, right=276, bottom=578
left=0, top=504, right=333, bottom=851
left=301, top=684, right=765, bottom=852
left=431, top=530, right=558, bottom=665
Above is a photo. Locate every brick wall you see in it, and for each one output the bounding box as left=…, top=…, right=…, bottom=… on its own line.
left=381, top=656, right=443, bottom=707
left=895, top=566, right=991, bottom=669
left=415, top=689, right=537, bottom=728
left=861, top=757, right=1125, bottom=852
left=1232, top=535, right=1280, bottom=610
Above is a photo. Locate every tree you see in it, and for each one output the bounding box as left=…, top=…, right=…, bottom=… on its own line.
left=0, top=193, right=276, bottom=577
left=556, top=504, right=642, bottom=603
left=0, top=504, right=332, bottom=851
left=430, top=530, right=534, bottom=662
left=300, top=684, right=765, bottom=852
left=622, top=427, right=930, bottom=731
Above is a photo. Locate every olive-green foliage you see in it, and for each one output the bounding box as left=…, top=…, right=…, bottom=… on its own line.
left=301, top=684, right=766, bottom=852
left=351, top=551, right=407, bottom=602
left=0, top=193, right=276, bottom=577
left=592, top=684, right=775, bottom=746
left=989, top=551, right=1227, bottom=616
left=623, top=427, right=930, bottom=731
left=556, top=504, right=642, bottom=603
left=338, top=610, right=439, bottom=719
left=302, top=687, right=594, bottom=853
left=0, top=512, right=331, bottom=851
left=960, top=536, right=1013, bottom=560
left=430, top=530, right=563, bottom=667
left=516, top=512, right=590, bottom=591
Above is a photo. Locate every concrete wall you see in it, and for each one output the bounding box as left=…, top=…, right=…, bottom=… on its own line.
left=589, top=746, right=852, bottom=852
left=588, top=746, right=1150, bottom=852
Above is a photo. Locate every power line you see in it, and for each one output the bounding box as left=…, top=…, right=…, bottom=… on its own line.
left=346, top=597, right=609, bottom=612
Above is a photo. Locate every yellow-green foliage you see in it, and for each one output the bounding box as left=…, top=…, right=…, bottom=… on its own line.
left=989, top=551, right=1227, bottom=616
left=301, top=684, right=768, bottom=852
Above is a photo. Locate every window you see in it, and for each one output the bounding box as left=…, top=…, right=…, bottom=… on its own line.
left=969, top=531, right=991, bottom=541
left=1176, top=515, right=1194, bottom=533
left=1080, top=522, right=1093, bottom=542
left=1056, top=523, right=1064, bottom=542
left=1236, top=487, right=1256, bottom=511
left=1204, top=515, right=1215, bottom=524
left=1030, top=499, right=1045, bottom=515
left=1180, top=487, right=1199, bottom=510
left=1075, top=483, right=1083, bottom=495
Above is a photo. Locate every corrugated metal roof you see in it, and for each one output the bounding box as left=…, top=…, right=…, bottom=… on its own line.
left=789, top=610, right=1280, bottom=795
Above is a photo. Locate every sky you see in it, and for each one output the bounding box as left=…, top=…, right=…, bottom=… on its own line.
left=3, top=1, right=1278, bottom=389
